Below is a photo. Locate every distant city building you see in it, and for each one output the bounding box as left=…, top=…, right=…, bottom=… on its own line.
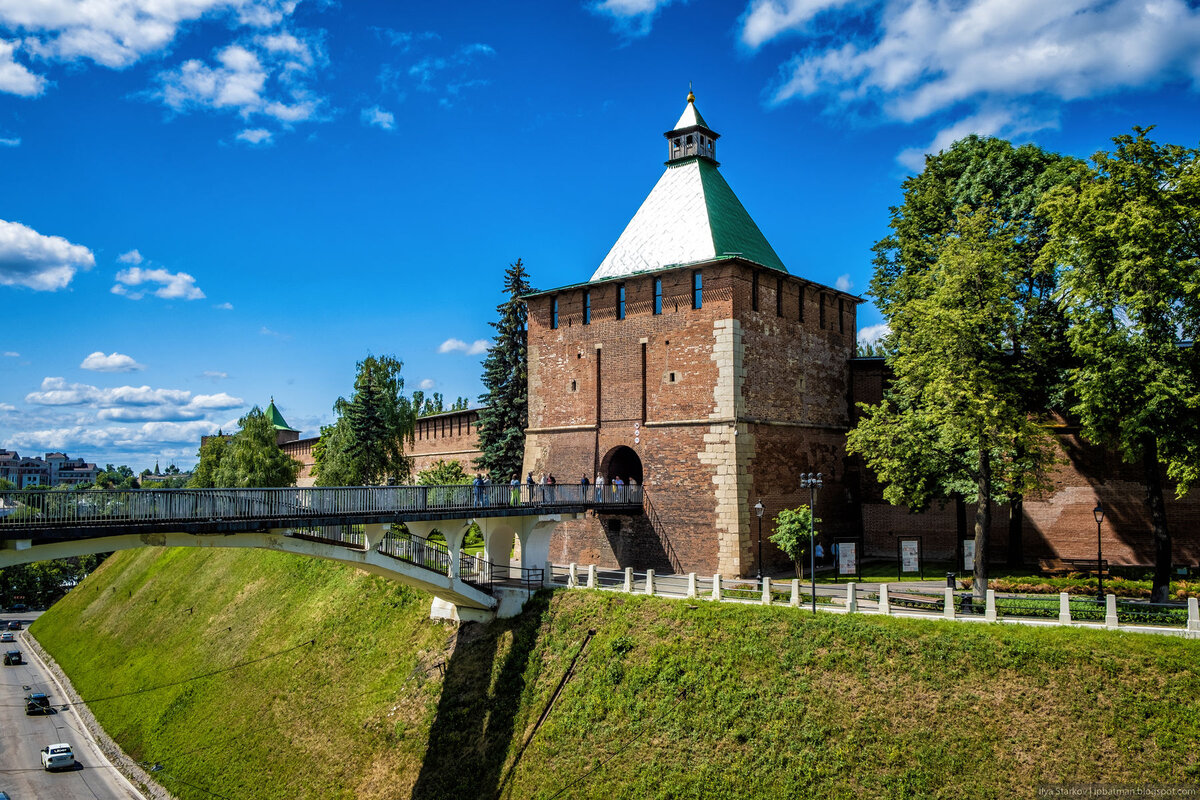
left=0, top=450, right=98, bottom=488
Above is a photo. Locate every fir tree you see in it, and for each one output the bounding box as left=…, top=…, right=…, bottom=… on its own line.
left=475, top=259, right=534, bottom=481
left=314, top=355, right=414, bottom=486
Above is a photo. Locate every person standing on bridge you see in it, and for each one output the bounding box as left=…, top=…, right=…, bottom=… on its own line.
left=595, top=473, right=604, bottom=502
left=473, top=474, right=486, bottom=507
left=510, top=474, right=520, bottom=506
left=580, top=474, right=589, bottom=502
left=546, top=473, right=556, bottom=503
left=613, top=475, right=624, bottom=501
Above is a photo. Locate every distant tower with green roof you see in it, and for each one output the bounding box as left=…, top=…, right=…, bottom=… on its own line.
left=520, top=90, right=860, bottom=579
left=265, top=397, right=301, bottom=446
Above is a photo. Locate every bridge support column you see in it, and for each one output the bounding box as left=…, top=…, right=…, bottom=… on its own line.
left=362, top=523, right=388, bottom=551
left=441, top=521, right=471, bottom=580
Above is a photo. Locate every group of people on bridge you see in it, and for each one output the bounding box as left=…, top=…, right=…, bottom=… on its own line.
left=466, top=472, right=641, bottom=507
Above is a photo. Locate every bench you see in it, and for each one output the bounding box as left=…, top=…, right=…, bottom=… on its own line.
left=888, top=592, right=945, bottom=612
left=1039, top=558, right=1108, bottom=577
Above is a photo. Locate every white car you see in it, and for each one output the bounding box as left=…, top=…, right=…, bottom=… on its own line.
left=40, top=743, right=74, bottom=771
left=0, top=632, right=14, bottom=642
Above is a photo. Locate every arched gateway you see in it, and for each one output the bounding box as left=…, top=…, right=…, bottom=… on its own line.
left=601, top=445, right=643, bottom=485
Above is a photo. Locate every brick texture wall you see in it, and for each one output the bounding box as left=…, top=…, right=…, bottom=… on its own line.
left=409, top=409, right=483, bottom=478
left=525, top=258, right=861, bottom=576
left=850, top=360, right=1200, bottom=568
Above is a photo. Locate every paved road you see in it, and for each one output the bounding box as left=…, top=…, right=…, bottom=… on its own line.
left=0, top=611, right=143, bottom=800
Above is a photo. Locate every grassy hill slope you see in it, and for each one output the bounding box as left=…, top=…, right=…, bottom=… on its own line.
left=32, top=547, right=1200, bottom=799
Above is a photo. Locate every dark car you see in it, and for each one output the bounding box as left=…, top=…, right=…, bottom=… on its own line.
left=7, top=621, right=21, bottom=631
left=25, top=692, right=50, bottom=715
left=9, top=603, right=26, bottom=613
left=3, top=649, right=21, bottom=665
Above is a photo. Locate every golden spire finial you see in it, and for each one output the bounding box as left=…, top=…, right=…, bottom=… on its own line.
left=687, top=81, right=694, bottom=104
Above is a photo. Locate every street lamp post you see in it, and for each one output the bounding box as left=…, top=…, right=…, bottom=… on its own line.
left=1093, top=503, right=1105, bottom=601
left=754, top=500, right=765, bottom=586
left=800, top=472, right=823, bottom=614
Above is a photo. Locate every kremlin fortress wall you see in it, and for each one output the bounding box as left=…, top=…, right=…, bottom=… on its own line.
left=281, top=92, right=1198, bottom=577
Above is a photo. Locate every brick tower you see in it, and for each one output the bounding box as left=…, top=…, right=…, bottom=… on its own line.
left=522, top=91, right=860, bottom=577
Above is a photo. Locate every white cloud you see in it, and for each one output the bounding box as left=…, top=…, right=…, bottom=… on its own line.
left=259, top=326, right=289, bottom=339
left=0, top=0, right=306, bottom=106
left=740, top=0, right=859, bottom=48
left=0, top=137, right=19, bottom=146
left=201, top=370, right=228, bottom=380
left=751, top=0, right=1200, bottom=158
left=25, top=376, right=243, bottom=423
left=418, top=378, right=436, bottom=390
left=214, top=301, right=234, bottom=310
left=27, top=377, right=188, bottom=407
left=155, top=31, right=327, bottom=130
left=835, top=274, right=853, bottom=292
left=0, top=218, right=94, bottom=291
left=0, top=39, right=45, bottom=96
left=117, top=249, right=143, bottom=264
left=3, top=351, right=17, bottom=357
left=590, top=0, right=680, bottom=36
left=236, top=127, right=273, bottom=144
left=10, top=419, right=223, bottom=451
left=80, top=351, right=145, bottom=373
left=438, top=338, right=490, bottom=355
left=857, top=323, right=891, bottom=346
left=385, top=41, right=495, bottom=104
left=361, top=105, right=395, bottom=130
left=0, top=402, right=15, bottom=412
left=112, top=266, right=205, bottom=300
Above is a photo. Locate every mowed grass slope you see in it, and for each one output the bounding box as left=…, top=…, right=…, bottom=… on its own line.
left=33, top=548, right=1200, bottom=800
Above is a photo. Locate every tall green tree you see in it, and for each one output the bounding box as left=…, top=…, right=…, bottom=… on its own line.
left=1040, top=127, right=1200, bottom=603
left=314, top=355, right=415, bottom=486
left=853, top=136, right=1079, bottom=598
left=475, top=259, right=534, bottom=481
left=189, top=407, right=301, bottom=488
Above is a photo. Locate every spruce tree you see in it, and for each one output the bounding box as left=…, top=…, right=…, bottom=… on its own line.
left=314, top=355, right=415, bottom=486
left=475, top=259, right=534, bottom=481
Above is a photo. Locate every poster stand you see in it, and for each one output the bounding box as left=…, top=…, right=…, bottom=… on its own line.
left=833, top=538, right=862, bottom=581
left=898, top=536, right=923, bottom=580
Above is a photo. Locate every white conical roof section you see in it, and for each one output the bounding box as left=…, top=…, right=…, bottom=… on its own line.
left=589, top=95, right=786, bottom=282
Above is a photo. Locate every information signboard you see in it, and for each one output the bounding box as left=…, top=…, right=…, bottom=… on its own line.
left=962, top=539, right=976, bottom=573
left=899, top=537, right=922, bottom=578
left=836, top=540, right=859, bottom=579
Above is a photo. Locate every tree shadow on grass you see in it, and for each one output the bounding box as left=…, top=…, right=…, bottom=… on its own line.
left=410, top=591, right=554, bottom=800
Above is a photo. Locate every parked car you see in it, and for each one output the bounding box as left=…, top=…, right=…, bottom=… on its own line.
left=4, top=649, right=21, bottom=665
left=7, top=621, right=21, bottom=631
left=40, top=742, right=75, bottom=771
left=0, top=632, right=14, bottom=642
left=25, top=692, right=50, bottom=714
left=9, top=603, right=27, bottom=613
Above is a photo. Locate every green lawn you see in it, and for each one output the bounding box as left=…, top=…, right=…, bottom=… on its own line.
left=31, top=548, right=1200, bottom=800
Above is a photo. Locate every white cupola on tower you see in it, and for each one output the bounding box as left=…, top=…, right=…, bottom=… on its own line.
left=665, top=88, right=719, bottom=164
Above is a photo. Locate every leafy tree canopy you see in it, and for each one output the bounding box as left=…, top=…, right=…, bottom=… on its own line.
left=852, top=136, right=1081, bottom=598
left=416, top=459, right=473, bottom=486
left=1039, top=126, right=1200, bottom=601
left=189, top=407, right=301, bottom=488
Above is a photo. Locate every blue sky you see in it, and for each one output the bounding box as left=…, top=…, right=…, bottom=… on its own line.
left=2, top=0, right=1199, bottom=471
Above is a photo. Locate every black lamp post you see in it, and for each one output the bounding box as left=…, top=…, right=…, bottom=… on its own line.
left=754, top=500, right=764, bottom=584
left=1093, top=503, right=1105, bottom=601
left=800, top=472, right=823, bottom=614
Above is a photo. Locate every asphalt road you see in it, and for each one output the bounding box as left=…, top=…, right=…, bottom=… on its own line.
left=0, top=611, right=143, bottom=800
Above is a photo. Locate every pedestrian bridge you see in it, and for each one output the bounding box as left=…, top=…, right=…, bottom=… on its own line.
left=0, top=484, right=643, bottom=621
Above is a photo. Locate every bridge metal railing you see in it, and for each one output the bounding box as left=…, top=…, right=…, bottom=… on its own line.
left=0, top=483, right=644, bottom=530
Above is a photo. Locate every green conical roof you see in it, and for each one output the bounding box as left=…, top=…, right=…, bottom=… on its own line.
left=265, top=398, right=297, bottom=432
left=590, top=158, right=786, bottom=281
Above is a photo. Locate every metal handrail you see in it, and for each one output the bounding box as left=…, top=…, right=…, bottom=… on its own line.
left=0, top=483, right=644, bottom=530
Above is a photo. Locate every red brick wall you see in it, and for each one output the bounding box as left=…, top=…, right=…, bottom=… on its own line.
left=409, top=409, right=483, bottom=478
left=849, top=359, right=1200, bottom=568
